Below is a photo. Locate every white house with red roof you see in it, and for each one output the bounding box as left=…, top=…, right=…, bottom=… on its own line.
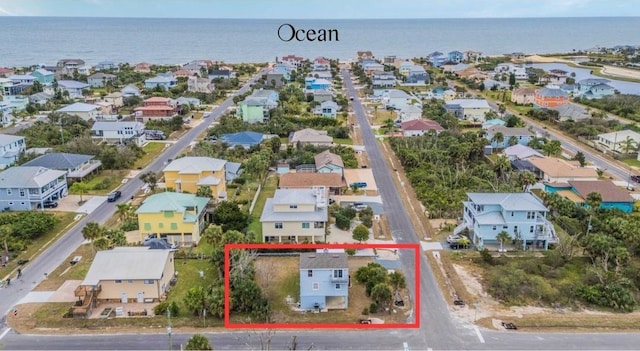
left=281, top=55, right=304, bottom=68
left=313, top=57, right=330, bottom=71
left=401, top=119, right=444, bottom=137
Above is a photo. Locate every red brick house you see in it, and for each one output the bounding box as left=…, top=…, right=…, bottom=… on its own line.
left=135, top=97, right=177, bottom=122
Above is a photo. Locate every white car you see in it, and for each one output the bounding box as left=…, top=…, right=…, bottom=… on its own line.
left=446, top=235, right=463, bottom=244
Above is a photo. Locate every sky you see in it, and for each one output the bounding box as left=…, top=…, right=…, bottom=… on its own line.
left=0, top=0, right=639, bottom=19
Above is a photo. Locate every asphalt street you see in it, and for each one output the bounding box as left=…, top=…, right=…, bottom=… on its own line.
left=3, top=69, right=640, bottom=350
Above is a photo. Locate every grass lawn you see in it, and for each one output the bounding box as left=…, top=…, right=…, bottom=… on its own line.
left=251, top=256, right=412, bottom=324
left=247, top=175, right=278, bottom=241
left=334, top=138, right=354, bottom=145
left=621, top=158, right=640, bottom=169
left=34, top=243, right=96, bottom=291
left=133, top=142, right=168, bottom=169
left=0, top=212, right=78, bottom=279
left=68, top=170, right=129, bottom=195
left=372, top=110, right=395, bottom=125
left=165, top=258, right=218, bottom=317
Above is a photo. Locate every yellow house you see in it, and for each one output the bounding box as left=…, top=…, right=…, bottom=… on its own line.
left=135, top=192, right=210, bottom=245
left=163, top=156, right=227, bottom=199
left=260, top=188, right=328, bottom=243
left=79, top=247, right=175, bottom=303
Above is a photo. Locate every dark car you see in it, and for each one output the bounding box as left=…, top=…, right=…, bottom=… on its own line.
left=449, top=242, right=469, bottom=250
left=107, top=191, right=122, bottom=202
left=631, top=175, right=640, bottom=183
left=38, top=201, right=58, bottom=209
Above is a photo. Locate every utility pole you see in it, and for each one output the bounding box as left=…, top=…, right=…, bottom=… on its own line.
left=167, top=308, right=173, bottom=351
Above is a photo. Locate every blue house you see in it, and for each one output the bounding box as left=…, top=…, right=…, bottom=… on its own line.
left=0, top=166, right=68, bottom=211
left=144, top=74, right=177, bottom=90
left=484, top=126, right=533, bottom=149
left=299, top=251, right=349, bottom=310
left=454, top=192, right=558, bottom=250
left=0, top=134, right=26, bottom=169
left=95, top=60, right=118, bottom=71
left=30, top=68, right=55, bottom=85
left=447, top=50, right=464, bottom=63
left=427, top=52, right=446, bottom=67
left=577, top=78, right=613, bottom=98
left=306, top=78, right=332, bottom=91
left=220, top=131, right=266, bottom=149
left=57, top=80, right=90, bottom=98
left=544, top=180, right=634, bottom=213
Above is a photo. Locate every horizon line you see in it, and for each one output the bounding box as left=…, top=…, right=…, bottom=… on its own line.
left=2, top=15, right=640, bottom=20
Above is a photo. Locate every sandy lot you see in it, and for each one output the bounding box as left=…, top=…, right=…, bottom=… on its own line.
left=600, top=65, right=640, bottom=80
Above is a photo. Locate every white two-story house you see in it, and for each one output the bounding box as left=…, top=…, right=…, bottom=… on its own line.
left=0, top=134, right=26, bottom=169
left=454, top=192, right=558, bottom=250
left=260, top=188, right=328, bottom=243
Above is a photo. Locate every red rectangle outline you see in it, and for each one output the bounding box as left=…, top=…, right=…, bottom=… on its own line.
left=224, top=243, right=420, bottom=329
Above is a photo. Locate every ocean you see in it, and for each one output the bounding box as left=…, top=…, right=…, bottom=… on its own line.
left=1, top=17, right=639, bottom=67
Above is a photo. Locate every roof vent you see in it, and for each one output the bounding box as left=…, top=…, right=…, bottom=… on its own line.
left=308, top=255, right=316, bottom=258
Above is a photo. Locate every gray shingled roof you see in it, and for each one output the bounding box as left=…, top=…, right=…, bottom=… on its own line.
left=23, top=153, right=93, bottom=170
left=300, top=252, right=347, bottom=269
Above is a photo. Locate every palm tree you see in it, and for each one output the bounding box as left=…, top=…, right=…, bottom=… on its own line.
left=620, top=136, right=637, bottom=155
left=496, top=230, right=512, bottom=253
left=518, top=171, right=537, bottom=192
left=0, top=225, right=12, bottom=261
left=73, top=181, right=90, bottom=203
left=82, top=222, right=104, bottom=252
left=116, top=203, right=134, bottom=223
left=585, top=192, right=602, bottom=237
left=493, top=156, right=511, bottom=180
left=491, top=132, right=504, bottom=147
left=508, top=136, right=518, bottom=146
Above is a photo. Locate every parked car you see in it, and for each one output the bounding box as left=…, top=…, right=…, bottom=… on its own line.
left=107, top=191, right=122, bottom=202
left=631, top=175, right=640, bottom=183
left=38, top=201, right=58, bottom=209
left=449, top=242, right=469, bottom=250
left=446, top=234, right=462, bottom=244
left=350, top=182, right=367, bottom=189
left=352, top=203, right=368, bottom=211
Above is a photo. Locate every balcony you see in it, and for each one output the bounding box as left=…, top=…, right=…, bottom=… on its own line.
left=330, top=276, right=349, bottom=284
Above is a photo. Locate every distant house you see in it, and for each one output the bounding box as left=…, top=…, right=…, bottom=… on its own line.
left=444, top=99, right=491, bottom=122
left=0, top=166, right=68, bottom=211
left=281, top=54, right=304, bottom=68
left=57, top=80, right=90, bottom=98
left=545, top=180, right=634, bottom=213
left=103, top=92, right=124, bottom=109
left=511, top=88, right=535, bottom=105
left=526, top=157, right=598, bottom=183
left=313, top=57, right=330, bottom=71
left=398, top=105, right=423, bottom=122
left=175, top=97, right=201, bottom=108
left=91, top=121, right=146, bottom=146
left=372, top=72, right=395, bottom=88
left=406, top=66, right=429, bottom=85
left=23, top=152, right=102, bottom=181
left=220, top=131, right=267, bottom=149
left=3, top=96, right=29, bottom=112
left=0, top=67, right=15, bottom=77
left=163, top=156, right=227, bottom=199
left=133, top=62, right=151, bottom=73
left=289, top=128, right=333, bottom=147
left=279, top=173, right=344, bottom=195
left=237, top=89, right=279, bottom=123
left=56, top=59, right=86, bottom=77
left=502, top=144, right=543, bottom=161
left=534, top=88, right=570, bottom=109
left=187, top=76, right=214, bottom=94
left=144, top=74, right=177, bottom=91
left=312, top=90, right=334, bottom=103
left=135, top=192, right=210, bottom=245
left=484, top=126, right=533, bottom=148
left=577, top=78, right=615, bottom=99
left=0, top=134, right=26, bottom=169
left=482, top=119, right=506, bottom=129
left=313, top=101, right=339, bottom=118
left=363, top=62, right=385, bottom=76
left=8, top=74, right=36, bottom=85
left=30, top=68, right=55, bottom=85
left=381, top=89, right=413, bottom=110
left=597, top=130, right=640, bottom=153
left=306, top=78, right=332, bottom=91
left=225, top=162, right=243, bottom=184
left=266, top=72, right=287, bottom=87
left=551, top=103, right=591, bottom=121
left=401, top=119, right=444, bottom=137
left=95, top=60, right=118, bottom=71
left=454, top=192, right=558, bottom=250
left=427, top=52, right=446, bottom=67
left=134, top=97, right=177, bottom=122
left=315, top=150, right=344, bottom=175
left=87, top=73, right=116, bottom=88
left=78, top=247, right=175, bottom=304
left=120, top=84, right=141, bottom=98
left=357, top=51, right=374, bottom=60
left=56, top=102, right=100, bottom=121
left=209, top=70, right=234, bottom=80
left=260, top=188, right=328, bottom=243
left=447, top=50, right=464, bottom=63
left=299, top=252, right=349, bottom=310
left=29, top=92, right=53, bottom=105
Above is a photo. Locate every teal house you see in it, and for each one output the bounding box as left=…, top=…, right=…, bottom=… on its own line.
left=544, top=180, right=634, bottom=213
left=237, top=89, right=279, bottom=123
left=30, top=68, right=55, bottom=85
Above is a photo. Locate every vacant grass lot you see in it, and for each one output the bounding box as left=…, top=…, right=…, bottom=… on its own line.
left=0, top=212, right=77, bottom=280
left=247, top=175, right=277, bottom=242
left=34, top=243, right=95, bottom=291
left=68, top=170, right=129, bottom=195
left=133, top=142, right=167, bottom=169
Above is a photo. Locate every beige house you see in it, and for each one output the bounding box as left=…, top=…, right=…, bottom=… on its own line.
left=260, top=188, right=328, bottom=243
left=526, top=157, right=599, bottom=183
left=289, top=128, right=333, bottom=147
left=104, top=92, right=124, bottom=108
left=511, top=88, right=535, bottom=105
left=79, top=247, right=175, bottom=303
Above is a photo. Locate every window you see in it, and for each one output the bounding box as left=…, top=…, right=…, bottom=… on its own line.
left=289, top=204, right=298, bottom=209
left=302, top=222, right=310, bottom=229
left=333, top=269, right=343, bottom=278
left=526, top=211, right=535, bottom=219
left=115, top=280, right=122, bottom=284
left=275, top=222, right=283, bottom=229
left=158, top=223, right=164, bottom=228
left=144, top=223, right=151, bottom=230
left=503, top=225, right=508, bottom=229
left=530, top=226, right=534, bottom=233
left=163, top=211, right=174, bottom=218
left=307, top=270, right=313, bottom=277
left=335, top=284, right=341, bottom=289
left=6, top=189, right=11, bottom=195
left=19, top=189, right=25, bottom=197
left=511, top=212, right=514, bottom=217
left=128, top=280, right=134, bottom=283
left=170, top=223, right=178, bottom=230
left=312, top=282, right=319, bottom=290
left=492, top=225, right=497, bottom=230
left=144, top=280, right=154, bottom=284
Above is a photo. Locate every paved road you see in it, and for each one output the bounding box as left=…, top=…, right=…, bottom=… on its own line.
left=0, top=70, right=265, bottom=322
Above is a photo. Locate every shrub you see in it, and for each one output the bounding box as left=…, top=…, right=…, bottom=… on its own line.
left=369, top=303, right=378, bottom=314
left=154, top=301, right=180, bottom=316
left=335, top=214, right=351, bottom=231
left=479, top=248, right=493, bottom=265
left=362, top=307, right=369, bottom=315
